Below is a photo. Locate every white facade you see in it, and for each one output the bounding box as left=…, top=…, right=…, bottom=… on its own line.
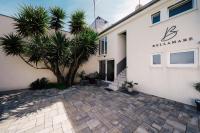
left=99, top=0, right=200, bottom=105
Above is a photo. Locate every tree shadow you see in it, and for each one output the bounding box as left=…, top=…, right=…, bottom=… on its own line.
left=0, top=89, right=61, bottom=121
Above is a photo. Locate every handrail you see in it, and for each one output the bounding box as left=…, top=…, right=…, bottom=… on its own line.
left=117, top=57, right=126, bottom=75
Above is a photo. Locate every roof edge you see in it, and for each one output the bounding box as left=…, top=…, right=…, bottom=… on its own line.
left=99, top=0, right=160, bottom=35
left=0, top=14, right=14, bottom=19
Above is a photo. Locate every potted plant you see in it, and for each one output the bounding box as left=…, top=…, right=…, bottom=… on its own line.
left=122, top=81, right=138, bottom=92
left=79, top=71, right=89, bottom=85
left=194, top=82, right=200, bottom=111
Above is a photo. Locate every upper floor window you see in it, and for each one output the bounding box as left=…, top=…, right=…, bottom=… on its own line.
left=99, top=36, right=107, bottom=55
left=151, top=12, right=160, bottom=24
left=168, top=0, right=193, bottom=18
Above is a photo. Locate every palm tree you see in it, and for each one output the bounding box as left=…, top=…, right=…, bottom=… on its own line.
left=49, top=7, right=66, bottom=31
left=0, top=6, right=98, bottom=86
left=66, top=11, right=98, bottom=86
left=14, top=6, right=49, bottom=37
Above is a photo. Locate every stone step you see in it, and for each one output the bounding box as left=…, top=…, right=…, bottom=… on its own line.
left=117, top=76, right=126, bottom=79
left=117, top=79, right=126, bottom=82
left=108, top=69, right=127, bottom=91
left=118, top=75, right=126, bottom=77
left=119, top=72, right=126, bottom=75
left=108, top=84, right=118, bottom=91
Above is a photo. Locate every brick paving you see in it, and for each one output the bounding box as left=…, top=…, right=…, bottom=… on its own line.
left=0, top=86, right=200, bottom=133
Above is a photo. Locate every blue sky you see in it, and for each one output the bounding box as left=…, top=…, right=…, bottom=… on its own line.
left=0, top=0, right=151, bottom=31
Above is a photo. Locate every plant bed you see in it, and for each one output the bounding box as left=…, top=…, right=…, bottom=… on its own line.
left=119, top=89, right=139, bottom=96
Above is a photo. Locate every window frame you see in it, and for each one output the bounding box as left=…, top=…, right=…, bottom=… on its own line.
left=151, top=11, right=161, bottom=24
left=151, top=53, right=162, bottom=67
left=168, top=0, right=194, bottom=18
left=99, top=36, right=107, bottom=55
left=167, top=49, right=198, bottom=68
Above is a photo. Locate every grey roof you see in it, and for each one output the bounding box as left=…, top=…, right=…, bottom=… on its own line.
left=99, top=0, right=160, bottom=35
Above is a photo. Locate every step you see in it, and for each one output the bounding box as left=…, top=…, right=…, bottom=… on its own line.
left=117, top=79, right=126, bottom=82
left=108, top=84, right=119, bottom=91
left=118, top=74, right=126, bottom=77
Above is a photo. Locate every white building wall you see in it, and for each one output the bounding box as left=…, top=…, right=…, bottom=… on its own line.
left=100, top=0, right=200, bottom=105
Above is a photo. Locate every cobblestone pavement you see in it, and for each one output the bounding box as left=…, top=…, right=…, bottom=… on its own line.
left=0, top=89, right=74, bottom=133
left=0, top=86, right=200, bottom=133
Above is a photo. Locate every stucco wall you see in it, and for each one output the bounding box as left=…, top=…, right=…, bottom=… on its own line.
left=0, top=15, right=98, bottom=91
left=99, top=0, right=200, bottom=105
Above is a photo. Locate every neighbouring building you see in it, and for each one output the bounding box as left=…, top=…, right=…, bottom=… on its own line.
left=91, top=16, right=109, bottom=33
left=98, top=0, right=200, bottom=105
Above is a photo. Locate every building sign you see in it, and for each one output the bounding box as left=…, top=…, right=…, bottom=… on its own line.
left=153, top=26, right=193, bottom=48
left=161, top=26, right=178, bottom=42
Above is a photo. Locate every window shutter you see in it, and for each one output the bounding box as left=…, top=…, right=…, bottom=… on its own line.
left=99, top=40, right=101, bottom=55
left=105, top=37, right=107, bottom=54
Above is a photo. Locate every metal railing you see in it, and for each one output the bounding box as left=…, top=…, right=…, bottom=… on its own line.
left=117, top=57, right=126, bottom=75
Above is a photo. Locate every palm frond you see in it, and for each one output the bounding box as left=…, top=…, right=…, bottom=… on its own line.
left=0, top=33, right=24, bottom=56
left=69, top=10, right=85, bottom=34
left=50, top=7, right=66, bottom=31
left=27, top=35, right=51, bottom=64
left=14, top=5, right=49, bottom=37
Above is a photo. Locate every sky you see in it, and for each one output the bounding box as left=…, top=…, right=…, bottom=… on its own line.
left=0, top=0, right=151, bottom=31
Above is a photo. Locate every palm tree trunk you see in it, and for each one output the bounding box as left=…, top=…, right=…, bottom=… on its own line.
left=56, top=71, right=64, bottom=83
left=65, top=60, right=80, bottom=86
left=71, top=63, right=80, bottom=84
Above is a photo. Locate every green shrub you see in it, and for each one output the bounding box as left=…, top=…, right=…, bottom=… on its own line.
left=30, top=78, right=67, bottom=90
left=194, top=82, right=200, bottom=92
left=30, top=78, right=48, bottom=90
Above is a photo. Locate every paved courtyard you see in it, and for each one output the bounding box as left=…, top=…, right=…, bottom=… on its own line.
left=0, top=86, right=200, bottom=133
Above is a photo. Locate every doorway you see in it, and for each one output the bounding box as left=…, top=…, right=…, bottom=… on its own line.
left=99, top=60, right=115, bottom=82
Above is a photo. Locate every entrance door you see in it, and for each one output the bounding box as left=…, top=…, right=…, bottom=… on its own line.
left=99, top=60, right=114, bottom=81
left=107, top=60, right=114, bottom=81
left=99, top=60, right=106, bottom=80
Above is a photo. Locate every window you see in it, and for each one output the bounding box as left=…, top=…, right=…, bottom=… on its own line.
left=99, top=37, right=107, bottom=55
left=168, top=49, right=198, bottom=67
left=168, top=0, right=193, bottom=18
left=152, top=12, right=160, bottom=24
left=151, top=53, right=162, bottom=67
